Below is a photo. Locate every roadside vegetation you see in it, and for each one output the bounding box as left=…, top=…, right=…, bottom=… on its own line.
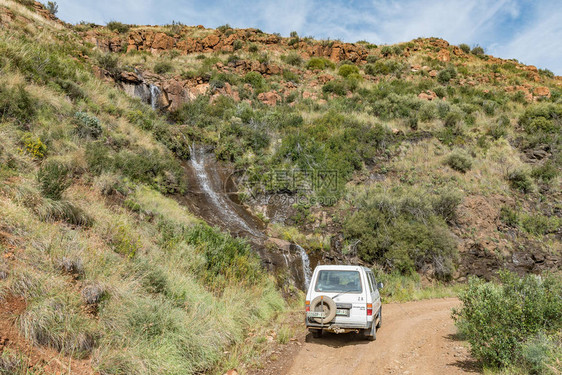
left=454, top=271, right=562, bottom=374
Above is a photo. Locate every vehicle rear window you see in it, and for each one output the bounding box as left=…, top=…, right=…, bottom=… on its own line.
left=314, top=270, right=362, bottom=293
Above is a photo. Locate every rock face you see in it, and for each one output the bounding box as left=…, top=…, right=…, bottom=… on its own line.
left=533, top=86, right=551, bottom=98
left=418, top=90, right=438, bottom=100
left=257, top=91, right=281, bottom=106
left=86, top=27, right=369, bottom=62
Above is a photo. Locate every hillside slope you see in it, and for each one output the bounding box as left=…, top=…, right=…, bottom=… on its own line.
left=0, top=0, right=561, bottom=374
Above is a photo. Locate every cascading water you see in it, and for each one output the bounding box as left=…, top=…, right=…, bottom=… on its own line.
left=189, top=145, right=262, bottom=238
left=296, top=244, right=312, bottom=289
left=149, top=84, right=161, bottom=110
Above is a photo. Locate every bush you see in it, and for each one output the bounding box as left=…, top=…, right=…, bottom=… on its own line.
left=471, top=45, right=485, bottom=55
left=459, top=43, right=470, bottom=54
left=306, top=57, right=334, bottom=70
left=55, top=79, right=87, bottom=101
left=366, top=55, right=378, bottom=64
left=232, top=39, right=243, bottom=51
left=96, top=53, right=120, bottom=77
left=74, top=112, right=102, bottom=139
left=444, top=110, right=462, bottom=127
left=46, top=1, right=58, bottom=15
left=531, top=162, right=558, bottom=182
left=507, top=169, right=533, bottom=193
left=453, top=271, right=562, bottom=369
left=364, top=60, right=402, bottom=75
left=343, top=188, right=459, bottom=280
left=437, top=66, right=457, bottom=84
left=338, top=64, right=359, bottom=78
left=380, top=46, right=392, bottom=56
left=0, top=84, right=37, bottom=124
left=106, top=21, right=130, bottom=34
left=445, top=150, right=472, bottom=173
left=243, top=71, right=266, bottom=91
left=37, top=160, right=71, bottom=200
left=282, top=69, right=299, bottom=83
left=21, top=133, right=47, bottom=159
left=154, top=60, right=174, bottom=75
left=322, top=80, right=347, bottom=96
left=248, top=44, right=258, bottom=53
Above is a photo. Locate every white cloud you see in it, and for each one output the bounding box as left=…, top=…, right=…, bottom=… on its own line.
left=489, top=4, right=562, bottom=74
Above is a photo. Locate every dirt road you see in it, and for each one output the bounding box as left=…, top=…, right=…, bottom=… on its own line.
left=258, top=298, right=480, bottom=375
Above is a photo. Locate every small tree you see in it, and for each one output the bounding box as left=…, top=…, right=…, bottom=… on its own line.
left=46, top=1, right=58, bottom=15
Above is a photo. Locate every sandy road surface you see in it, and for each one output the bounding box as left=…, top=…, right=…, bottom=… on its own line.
left=259, top=298, right=480, bottom=375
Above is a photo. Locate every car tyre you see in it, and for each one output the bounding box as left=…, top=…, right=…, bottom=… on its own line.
left=376, top=307, right=382, bottom=329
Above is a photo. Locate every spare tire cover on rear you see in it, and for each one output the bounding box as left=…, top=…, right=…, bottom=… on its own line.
left=310, top=296, right=337, bottom=323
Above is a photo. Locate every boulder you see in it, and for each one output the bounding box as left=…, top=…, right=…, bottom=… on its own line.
left=418, top=90, right=438, bottom=100
left=437, top=49, right=450, bottom=62
left=533, top=86, right=551, bottom=97
left=152, top=32, right=175, bottom=51
left=429, top=70, right=438, bottom=77
left=257, top=91, right=281, bottom=106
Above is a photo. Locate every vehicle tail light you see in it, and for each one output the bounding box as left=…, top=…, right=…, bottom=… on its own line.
left=305, top=300, right=310, bottom=312
left=367, top=303, right=373, bottom=316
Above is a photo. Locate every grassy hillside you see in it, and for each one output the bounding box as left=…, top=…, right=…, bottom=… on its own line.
left=0, top=2, right=289, bottom=374
left=0, top=0, right=561, bottom=374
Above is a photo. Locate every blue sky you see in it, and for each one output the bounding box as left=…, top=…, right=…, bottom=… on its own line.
left=56, top=0, right=562, bottom=75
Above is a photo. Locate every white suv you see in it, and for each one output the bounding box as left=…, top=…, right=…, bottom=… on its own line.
left=305, top=265, right=383, bottom=340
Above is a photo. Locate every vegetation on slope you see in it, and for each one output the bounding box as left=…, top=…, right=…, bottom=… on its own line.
left=0, top=2, right=287, bottom=374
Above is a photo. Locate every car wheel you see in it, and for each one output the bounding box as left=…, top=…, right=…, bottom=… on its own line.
left=311, top=329, right=322, bottom=338
left=361, top=323, right=376, bottom=341
left=376, top=307, right=382, bottom=329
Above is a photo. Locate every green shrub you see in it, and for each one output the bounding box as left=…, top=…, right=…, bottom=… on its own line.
left=444, top=110, right=462, bottom=127
left=46, top=1, right=58, bottom=15
left=306, top=57, right=334, bottom=70
left=154, top=60, right=174, bottom=75
left=538, top=68, right=554, bottom=78
left=437, top=66, right=457, bottom=84
left=507, top=169, right=533, bottom=193
left=499, top=206, right=519, bottom=227
left=364, top=60, right=402, bottom=75
left=445, top=150, right=472, bottom=173
left=21, top=133, right=47, bottom=159
left=343, top=188, right=459, bottom=280
left=74, top=112, right=102, bottom=139
left=184, top=224, right=263, bottom=285
left=0, top=84, right=37, bottom=124
left=322, top=80, right=347, bottom=96
left=521, top=213, right=561, bottom=235
left=282, top=69, right=299, bottom=83
left=37, top=160, right=71, bottom=200
left=531, top=162, right=558, bottom=182
left=471, top=45, right=485, bottom=55
left=459, top=43, right=470, bottom=54
left=338, top=64, right=359, bottom=78
left=243, top=71, right=266, bottom=90
left=85, top=142, right=111, bottom=175
left=366, top=55, right=378, bottom=64
left=380, top=46, right=392, bottom=56
left=96, top=53, right=121, bottom=77
left=55, top=79, right=87, bottom=102
left=489, top=115, right=509, bottom=139
left=106, top=21, right=130, bottom=33
left=248, top=44, right=259, bottom=53
left=453, top=271, right=562, bottom=368
left=232, top=39, right=243, bottom=51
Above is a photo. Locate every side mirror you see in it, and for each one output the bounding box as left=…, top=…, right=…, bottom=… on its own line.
left=377, top=282, right=384, bottom=290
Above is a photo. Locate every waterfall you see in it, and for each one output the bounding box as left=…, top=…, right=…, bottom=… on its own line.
left=149, top=84, right=161, bottom=110
left=189, top=145, right=261, bottom=237
left=296, top=244, right=312, bottom=289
